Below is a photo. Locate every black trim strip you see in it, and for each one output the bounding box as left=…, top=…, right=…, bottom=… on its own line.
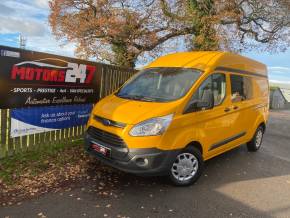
left=94, top=115, right=126, bottom=128
left=209, top=131, right=246, bottom=151
left=215, top=66, right=268, bottom=78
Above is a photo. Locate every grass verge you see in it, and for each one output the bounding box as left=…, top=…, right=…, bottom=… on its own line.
left=0, top=139, right=83, bottom=184
left=0, top=139, right=94, bottom=205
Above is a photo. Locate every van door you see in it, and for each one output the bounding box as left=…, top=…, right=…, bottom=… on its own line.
left=184, top=73, right=238, bottom=158
left=228, top=74, right=255, bottom=144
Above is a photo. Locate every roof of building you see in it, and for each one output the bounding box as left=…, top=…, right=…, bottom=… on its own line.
left=280, top=88, right=290, bottom=102
left=146, top=51, right=267, bottom=78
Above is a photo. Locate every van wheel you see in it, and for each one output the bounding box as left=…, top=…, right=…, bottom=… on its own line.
left=247, top=126, right=264, bottom=152
left=169, top=147, right=204, bottom=186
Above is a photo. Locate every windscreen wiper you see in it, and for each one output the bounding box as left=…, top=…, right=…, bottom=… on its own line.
left=138, top=96, right=157, bottom=102
left=117, top=94, right=156, bottom=102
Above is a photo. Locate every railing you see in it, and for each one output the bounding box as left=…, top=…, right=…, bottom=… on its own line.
left=0, top=64, right=135, bottom=158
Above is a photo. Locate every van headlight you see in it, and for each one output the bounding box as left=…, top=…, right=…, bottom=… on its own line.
left=129, top=114, right=173, bottom=136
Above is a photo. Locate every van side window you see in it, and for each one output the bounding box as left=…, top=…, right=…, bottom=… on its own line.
left=189, top=73, right=226, bottom=108
left=255, top=78, right=268, bottom=98
left=212, top=74, right=226, bottom=106
left=230, top=75, right=253, bottom=102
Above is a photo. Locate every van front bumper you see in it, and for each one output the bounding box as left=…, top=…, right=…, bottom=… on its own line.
left=84, top=131, right=180, bottom=176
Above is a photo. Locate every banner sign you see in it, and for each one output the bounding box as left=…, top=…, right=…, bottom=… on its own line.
left=11, top=104, right=93, bottom=138
left=0, top=45, right=102, bottom=108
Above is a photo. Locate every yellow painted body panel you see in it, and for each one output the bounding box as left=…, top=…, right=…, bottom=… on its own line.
left=87, top=51, right=269, bottom=161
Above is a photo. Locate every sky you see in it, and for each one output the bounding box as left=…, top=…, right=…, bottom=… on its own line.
left=0, top=0, right=290, bottom=85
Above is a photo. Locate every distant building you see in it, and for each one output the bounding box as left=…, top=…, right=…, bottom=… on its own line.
left=280, top=88, right=290, bottom=109
left=270, top=88, right=290, bottom=109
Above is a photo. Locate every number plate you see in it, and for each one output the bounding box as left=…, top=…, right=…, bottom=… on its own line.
left=91, top=143, right=111, bottom=157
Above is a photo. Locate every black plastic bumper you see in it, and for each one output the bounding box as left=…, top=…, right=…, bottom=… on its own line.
left=84, top=131, right=180, bottom=176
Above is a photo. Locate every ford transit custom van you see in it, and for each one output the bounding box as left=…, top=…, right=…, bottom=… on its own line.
left=85, top=52, right=269, bottom=186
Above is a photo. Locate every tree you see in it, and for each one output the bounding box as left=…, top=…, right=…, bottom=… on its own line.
left=49, top=0, right=290, bottom=68
left=49, top=0, right=194, bottom=67
left=162, top=0, right=290, bottom=51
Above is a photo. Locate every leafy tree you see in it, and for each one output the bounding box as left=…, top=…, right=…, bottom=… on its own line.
left=49, top=0, right=290, bottom=68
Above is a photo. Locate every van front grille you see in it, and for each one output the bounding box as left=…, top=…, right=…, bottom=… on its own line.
left=87, top=126, right=126, bottom=148
left=94, top=115, right=126, bottom=128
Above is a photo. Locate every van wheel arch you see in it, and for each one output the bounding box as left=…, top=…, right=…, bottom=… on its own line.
left=259, top=122, right=266, bottom=133
left=247, top=124, right=265, bottom=152
left=248, top=121, right=266, bottom=144
left=186, top=141, right=203, bottom=156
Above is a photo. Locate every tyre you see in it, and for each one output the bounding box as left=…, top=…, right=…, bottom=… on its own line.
left=247, top=126, right=264, bottom=152
left=169, top=146, right=204, bottom=186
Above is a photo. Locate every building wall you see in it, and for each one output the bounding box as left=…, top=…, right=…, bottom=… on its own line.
left=286, top=102, right=290, bottom=110
left=271, top=89, right=286, bottom=109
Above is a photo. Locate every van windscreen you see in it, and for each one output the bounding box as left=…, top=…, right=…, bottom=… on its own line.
left=116, top=68, right=201, bottom=102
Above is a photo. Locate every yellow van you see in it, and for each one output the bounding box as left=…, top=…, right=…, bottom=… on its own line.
left=85, top=52, right=269, bottom=186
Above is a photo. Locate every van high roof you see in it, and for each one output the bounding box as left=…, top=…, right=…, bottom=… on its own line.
left=147, top=51, right=267, bottom=78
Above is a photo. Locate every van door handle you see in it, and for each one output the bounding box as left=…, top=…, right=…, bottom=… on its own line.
left=233, top=106, right=239, bottom=110
left=224, top=107, right=231, bottom=112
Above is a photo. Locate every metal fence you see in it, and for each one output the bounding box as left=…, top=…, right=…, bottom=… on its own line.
left=0, top=64, right=135, bottom=158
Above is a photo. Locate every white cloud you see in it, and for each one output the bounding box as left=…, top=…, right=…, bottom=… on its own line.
left=269, top=80, right=290, bottom=84
left=26, top=34, right=76, bottom=57
left=2, top=0, right=48, bottom=18
left=0, top=16, right=46, bottom=36
left=0, top=0, right=49, bottom=37
left=33, top=0, right=49, bottom=9
left=0, top=0, right=76, bottom=58
left=268, top=66, right=290, bottom=84
left=268, top=66, right=290, bottom=74
left=0, top=2, right=15, bottom=15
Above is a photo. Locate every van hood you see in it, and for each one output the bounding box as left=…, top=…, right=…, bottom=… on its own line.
left=93, top=95, right=178, bottom=125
